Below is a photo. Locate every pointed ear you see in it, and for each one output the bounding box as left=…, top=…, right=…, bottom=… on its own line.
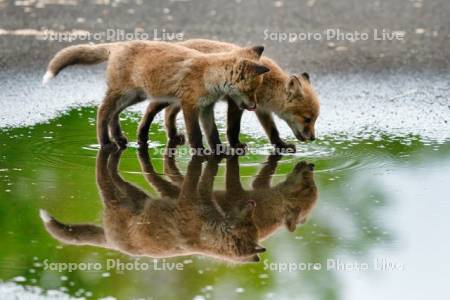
left=239, top=46, right=264, bottom=60
left=253, top=244, right=266, bottom=253
left=301, top=72, right=310, bottom=82
left=286, top=75, right=303, bottom=101
left=239, top=60, right=270, bottom=80
left=253, top=63, right=270, bottom=75
left=240, top=254, right=260, bottom=263
left=250, top=45, right=264, bottom=58
left=240, top=200, right=256, bottom=218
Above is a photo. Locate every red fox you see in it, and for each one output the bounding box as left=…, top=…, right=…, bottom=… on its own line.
left=39, top=148, right=265, bottom=263
left=42, top=41, right=269, bottom=150
left=137, top=39, right=320, bottom=151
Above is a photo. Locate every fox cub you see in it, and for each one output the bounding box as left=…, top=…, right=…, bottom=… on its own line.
left=138, top=39, right=320, bottom=151
left=43, top=41, right=269, bottom=150
left=40, top=148, right=265, bottom=263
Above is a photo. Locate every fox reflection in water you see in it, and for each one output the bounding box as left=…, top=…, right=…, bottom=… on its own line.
left=40, top=147, right=317, bottom=263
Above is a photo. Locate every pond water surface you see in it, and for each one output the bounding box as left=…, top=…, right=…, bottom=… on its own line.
left=1, top=99, right=450, bottom=299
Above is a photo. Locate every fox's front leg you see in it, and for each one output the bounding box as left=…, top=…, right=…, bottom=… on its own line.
left=180, top=101, right=204, bottom=151
left=226, top=98, right=246, bottom=149
left=256, top=110, right=296, bottom=152
left=199, top=104, right=223, bottom=152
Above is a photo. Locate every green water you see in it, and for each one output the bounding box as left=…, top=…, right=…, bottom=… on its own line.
left=1, top=107, right=449, bottom=299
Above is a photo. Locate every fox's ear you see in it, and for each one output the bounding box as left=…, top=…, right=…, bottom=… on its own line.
left=239, top=200, right=256, bottom=218
left=239, top=60, right=270, bottom=79
left=240, top=254, right=260, bottom=263
left=253, top=64, right=270, bottom=75
left=250, top=45, right=265, bottom=58
left=301, top=72, right=310, bottom=82
left=240, top=45, right=265, bottom=60
left=286, top=75, right=303, bottom=101
left=253, top=244, right=266, bottom=253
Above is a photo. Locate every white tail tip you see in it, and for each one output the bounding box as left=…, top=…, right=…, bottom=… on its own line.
left=39, top=209, right=53, bottom=223
left=42, top=71, right=54, bottom=86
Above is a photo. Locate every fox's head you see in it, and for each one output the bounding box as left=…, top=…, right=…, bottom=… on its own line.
left=283, top=161, right=318, bottom=232
left=279, top=73, right=320, bottom=142
left=218, top=199, right=266, bottom=263
left=225, top=46, right=270, bottom=111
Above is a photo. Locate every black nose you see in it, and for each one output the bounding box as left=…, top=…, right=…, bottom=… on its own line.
left=310, top=136, right=316, bottom=141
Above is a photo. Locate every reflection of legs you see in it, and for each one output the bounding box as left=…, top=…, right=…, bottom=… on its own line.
left=96, top=148, right=116, bottom=201
left=97, top=90, right=121, bottom=148
left=179, top=155, right=204, bottom=203
left=137, top=147, right=180, bottom=198
left=198, top=157, right=220, bottom=202
left=165, top=104, right=185, bottom=145
left=163, top=147, right=184, bottom=187
left=199, top=104, right=222, bottom=150
left=107, top=149, right=148, bottom=213
left=227, top=98, right=245, bottom=149
left=252, top=155, right=281, bottom=189
left=226, top=156, right=244, bottom=193
left=137, top=102, right=169, bottom=145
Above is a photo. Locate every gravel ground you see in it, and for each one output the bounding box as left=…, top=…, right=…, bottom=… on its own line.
left=0, top=0, right=449, bottom=74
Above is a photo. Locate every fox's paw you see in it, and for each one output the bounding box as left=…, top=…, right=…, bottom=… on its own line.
left=275, top=142, right=296, bottom=153
left=169, top=133, right=186, bottom=146
left=230, top=142, right=248, bottom=151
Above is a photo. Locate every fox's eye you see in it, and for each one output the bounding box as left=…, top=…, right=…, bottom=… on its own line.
left=304, top=117, right=312, bottom=124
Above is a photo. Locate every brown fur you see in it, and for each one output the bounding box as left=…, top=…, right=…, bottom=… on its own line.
left=40, top=148, right=265, bottom=263
left=43, top=41, right=269, bottom=149
left=213, top=155, right=318, bottom=239
left=138, top=39, right=320, bottom=150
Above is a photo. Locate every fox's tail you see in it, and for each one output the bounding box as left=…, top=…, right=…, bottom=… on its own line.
left=39, top=209, right=106, bottom=247
left=42, top=44, right=111, bottom=85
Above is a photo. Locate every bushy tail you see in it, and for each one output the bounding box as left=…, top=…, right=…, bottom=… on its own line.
left=39, top=209, right=106, bottom=247
left=42, top=44, right=111, bottom=85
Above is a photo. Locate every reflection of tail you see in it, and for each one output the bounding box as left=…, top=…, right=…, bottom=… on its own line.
left=42, top=43, right=111, bottom=85
left=39, top=209, right=106, bottom=246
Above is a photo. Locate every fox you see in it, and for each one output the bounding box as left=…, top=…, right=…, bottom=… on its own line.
left=42, top=40, right=270, bottom=150
left=137, top=39, right=320, bottom=151
left=39, top=147, right=265, bottom=263
left=213, top=155, right=318, bottom=240
left=129, top=146, right=318, bottom=240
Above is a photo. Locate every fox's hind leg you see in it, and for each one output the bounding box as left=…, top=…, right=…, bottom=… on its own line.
left=109, top=115, right=128, bottom=148
left=108, top=89, right=147, bottom=148
left=97, top=90, right=121, bottom=149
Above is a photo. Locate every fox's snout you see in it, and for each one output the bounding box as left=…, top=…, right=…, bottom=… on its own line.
left=294, top=130, right=315, bottom=142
